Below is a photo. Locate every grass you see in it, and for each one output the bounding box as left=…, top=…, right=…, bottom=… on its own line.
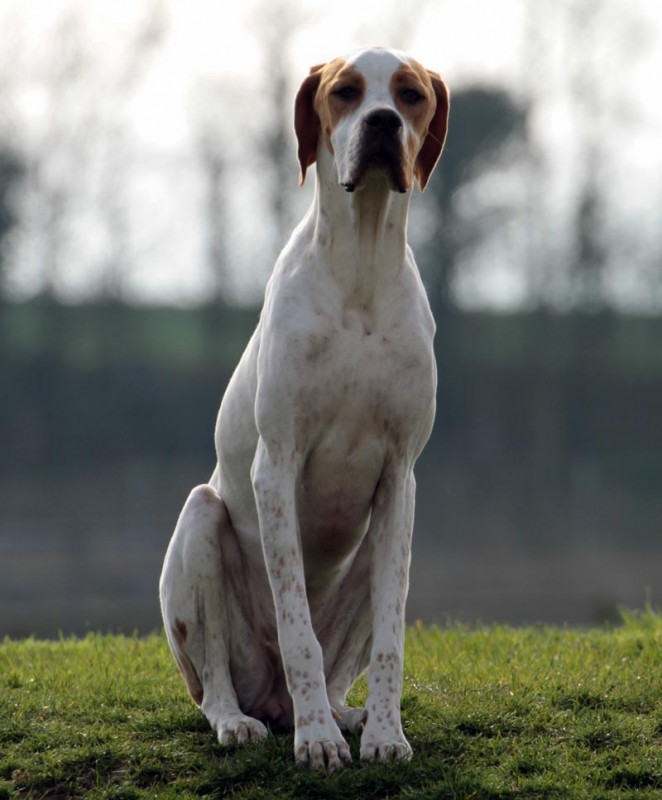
left=2, top=610, right=662, bottom=799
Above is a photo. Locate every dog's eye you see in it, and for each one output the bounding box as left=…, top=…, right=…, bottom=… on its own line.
left=399, top=88, right=424, bottom=105
left=332, top=85, right=360, bottom=102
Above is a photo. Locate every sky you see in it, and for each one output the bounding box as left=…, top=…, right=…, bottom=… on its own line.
left=2, top=0, right=662, bottom=308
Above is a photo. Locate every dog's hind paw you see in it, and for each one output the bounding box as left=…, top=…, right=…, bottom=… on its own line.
left=331, top=704, right=367, bottom=734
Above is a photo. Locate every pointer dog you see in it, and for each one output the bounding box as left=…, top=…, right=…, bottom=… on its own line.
left=160, top=47, right=449, bottom=769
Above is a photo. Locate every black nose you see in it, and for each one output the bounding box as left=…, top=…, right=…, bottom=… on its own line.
left=364, top=109, right=402, bottom=133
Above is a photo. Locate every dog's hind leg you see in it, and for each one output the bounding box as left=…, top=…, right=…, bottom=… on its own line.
left=318, top=538, right=372, bottom=735
left=159, top=484, right=268, bottom=745
left=326, top=605, right=371, bottom=735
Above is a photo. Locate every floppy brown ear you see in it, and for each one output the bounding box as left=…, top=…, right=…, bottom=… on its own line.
left=294, top=64, right=325, bottom=186
left=415, top=72, right=450, bottom=191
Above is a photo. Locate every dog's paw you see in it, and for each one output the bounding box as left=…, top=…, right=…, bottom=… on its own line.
left=294, top=718, right=352, bottom=770
left=332, top=705, right=367, bottom=734
left=217, top=713, right=268, bottom=746
left=360, top=734, right=412, bottom=762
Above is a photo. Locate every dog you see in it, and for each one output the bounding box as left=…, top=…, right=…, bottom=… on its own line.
left=159, top=46, right=449, bottom=770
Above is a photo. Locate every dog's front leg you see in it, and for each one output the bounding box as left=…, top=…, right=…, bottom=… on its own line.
left=251, top=438, right=351, bottom=770
left=360, top=466, right=416, bottom=762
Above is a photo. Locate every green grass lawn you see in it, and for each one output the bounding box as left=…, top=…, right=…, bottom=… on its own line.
left=2, top=611, right=662, bottom=799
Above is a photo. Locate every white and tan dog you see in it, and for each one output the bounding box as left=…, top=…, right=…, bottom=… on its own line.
left=160, top=47, right=449, bottom=770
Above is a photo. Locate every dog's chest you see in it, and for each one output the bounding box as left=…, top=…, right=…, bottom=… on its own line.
left=276, top=302, right=434, bottom=572
left=291, top=304, right=435, bottom=453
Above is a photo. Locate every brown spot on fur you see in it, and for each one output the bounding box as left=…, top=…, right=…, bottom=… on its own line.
left=306, top=333, right=331, bottom=363
left=173, top=618, right=188, bottom=646
left=173, top=650, right=203, bottom=706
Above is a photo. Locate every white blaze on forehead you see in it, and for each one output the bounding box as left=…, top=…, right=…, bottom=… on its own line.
left=345, top=48, right=409, bottom=105
left=345, top=47, right=409, bottom=71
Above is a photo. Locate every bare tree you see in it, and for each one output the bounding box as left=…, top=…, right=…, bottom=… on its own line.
left=252, top=0, right=309, bottom=268
left=96, top=0, right=168, bottom=299
left=416, top=87, right=528, bottom=313
left=521, top=0, right=654, bottom=311
left=1, top=0, right=167, bottom=300
left=31, top=8, right=87, bottom=297
left=191, top=77, right=232, bottom=302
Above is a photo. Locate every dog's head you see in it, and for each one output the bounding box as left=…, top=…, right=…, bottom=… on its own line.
left=295, top=47, right=449, bottom=193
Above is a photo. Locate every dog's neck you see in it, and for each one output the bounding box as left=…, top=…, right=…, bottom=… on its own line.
left=305, top=145, right=411, bottom=310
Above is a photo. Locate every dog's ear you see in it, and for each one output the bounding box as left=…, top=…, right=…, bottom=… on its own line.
left=294, top=64, right=325, bottom=187
left=415, top=72, right=450, bottom=191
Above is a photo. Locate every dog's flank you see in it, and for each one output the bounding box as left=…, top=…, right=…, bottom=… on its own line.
left=159, top=46, right=449, bottom=770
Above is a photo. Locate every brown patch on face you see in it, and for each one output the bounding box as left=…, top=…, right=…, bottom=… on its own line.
left=390, top=63, right=434, bottom=182
left=390, top=60, right=449, bottom=190
left=294, top=58, right=370, bottom=185
left=313, top=60, right=366, bottom=152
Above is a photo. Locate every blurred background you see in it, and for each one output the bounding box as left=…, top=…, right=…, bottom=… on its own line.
left=1, top=0, right=661, bottom=637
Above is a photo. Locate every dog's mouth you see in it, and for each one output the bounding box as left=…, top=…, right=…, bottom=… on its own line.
left=341, top=158, right=408, bottom=194
left=341, top=124, right=409, bottom=194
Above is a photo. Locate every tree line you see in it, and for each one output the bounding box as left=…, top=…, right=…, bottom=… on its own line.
left=2, top=300, right=661, bottom=550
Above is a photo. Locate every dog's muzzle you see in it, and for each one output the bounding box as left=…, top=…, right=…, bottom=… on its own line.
left=341, top=108, right=409, bottom=194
